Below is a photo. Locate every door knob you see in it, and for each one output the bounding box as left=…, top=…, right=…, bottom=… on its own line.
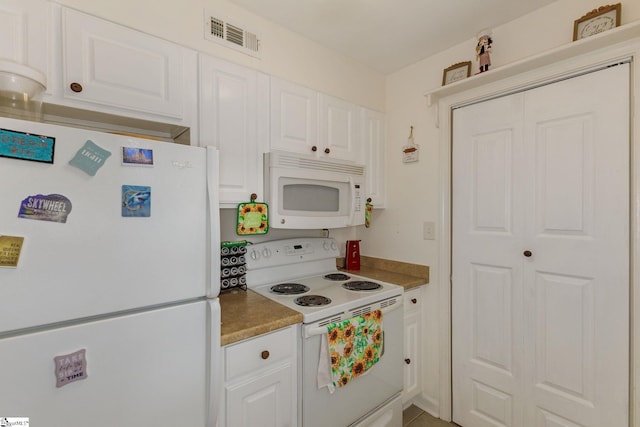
left=311, top=146, right=318, bottom=152
left=523, top=250, right=532, bottom=257
left=261, top=350, right=270, bottom=360
left=404, top=358, right=411, bottom=364
left=324, top=148, right=331, bottom=154
left=70, top=82, right=83, bottom=93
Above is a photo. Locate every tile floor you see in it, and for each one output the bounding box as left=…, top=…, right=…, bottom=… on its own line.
left=402, top=405, right=460, bottom=427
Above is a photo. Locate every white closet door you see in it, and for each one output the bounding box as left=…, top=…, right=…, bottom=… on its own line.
left=452, top=63, right=629, bottom=427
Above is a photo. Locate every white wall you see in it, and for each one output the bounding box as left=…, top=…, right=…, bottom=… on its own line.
left=373, top=0, right=640, bottom=417
left=55, top=0, right=386, bottom=112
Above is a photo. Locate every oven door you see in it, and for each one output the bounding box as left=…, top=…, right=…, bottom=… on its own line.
left=300, top=301, right=404, bottom=427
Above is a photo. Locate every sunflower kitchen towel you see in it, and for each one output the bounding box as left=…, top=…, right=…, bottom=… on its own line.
left=317, top=310, right=383, bottom=393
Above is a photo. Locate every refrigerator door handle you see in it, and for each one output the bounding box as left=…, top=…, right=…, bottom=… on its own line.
left=206, top=147, right=221, bottom=298
left=207, top=298, right=222, bottom=427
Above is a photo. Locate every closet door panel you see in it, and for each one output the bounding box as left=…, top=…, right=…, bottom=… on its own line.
left=452, top=93, right=526, bottom=427
left=522, top=63, right=629, bottom=427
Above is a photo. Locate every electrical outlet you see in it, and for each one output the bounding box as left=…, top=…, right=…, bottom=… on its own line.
left=423, top=222, right=435, bottom=240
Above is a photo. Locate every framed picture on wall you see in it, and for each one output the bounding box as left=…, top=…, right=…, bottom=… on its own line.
left=573, top=3, right=621, bottom=41
left=442, top=61, right=472, bottom=86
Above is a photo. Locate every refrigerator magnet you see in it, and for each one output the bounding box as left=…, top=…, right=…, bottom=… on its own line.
left=0, top=128, right=55, bottom=163
left=54, top=349, right=88, bottom=388
left=69, top=140, right=112, bottom=176
left=122, top=147, right=154, bottom=166
left=122, top=185, right=151, bottom=217
left=0, top=235, right=24, bottom=268
left=18, top=194, right=72, bottom=223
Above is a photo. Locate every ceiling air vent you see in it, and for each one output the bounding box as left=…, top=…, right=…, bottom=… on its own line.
left=204, top=12, right=261, bottom=58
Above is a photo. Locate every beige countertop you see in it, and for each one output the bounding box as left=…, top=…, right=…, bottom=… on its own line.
left=220, top=256, right=429, bottom=346
left=220, top=289, right=302, bottom=346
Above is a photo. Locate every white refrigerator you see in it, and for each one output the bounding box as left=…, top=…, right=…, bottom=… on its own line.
left=0, top=117, right=221, bottom=426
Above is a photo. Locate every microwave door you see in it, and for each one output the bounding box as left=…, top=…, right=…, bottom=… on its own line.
left=273, top=175, right=354, bottom=229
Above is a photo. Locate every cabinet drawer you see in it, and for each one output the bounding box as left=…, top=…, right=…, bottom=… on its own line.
left=404, top=288, right=422, bottom=313
left=225, top=326, right=295, bottom=380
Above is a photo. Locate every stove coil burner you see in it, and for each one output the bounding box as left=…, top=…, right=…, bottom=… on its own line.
left=323, top=273, right=351, bottom=281
left=294, top=295, right=332, bottom=307
left=342, top=280, right=382, bottom=291
left=270, top=283, right=310, bottom=295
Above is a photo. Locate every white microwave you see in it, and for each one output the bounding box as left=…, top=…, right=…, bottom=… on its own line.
left=264, top=151, right=366, bottom=229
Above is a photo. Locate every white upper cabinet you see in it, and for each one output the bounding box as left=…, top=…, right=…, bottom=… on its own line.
left=270, top=77, right=363, bottom=162
left=57, top=7, right=197, bottom=126
left=270, top=77, right=318, bottom=155
left=361, top=107, right=386, bottom=208
left=318, top=93, right=361, bottom=162
left=0, top=0, right=50, bottom=86
left=199, top=55, right=266, bottom=206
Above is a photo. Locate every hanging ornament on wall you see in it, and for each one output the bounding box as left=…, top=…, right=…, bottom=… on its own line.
left=402, top=125, right=419, bottom=163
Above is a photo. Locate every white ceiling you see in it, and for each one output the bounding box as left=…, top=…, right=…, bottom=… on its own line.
left=229, top=0, right=558, bottom=74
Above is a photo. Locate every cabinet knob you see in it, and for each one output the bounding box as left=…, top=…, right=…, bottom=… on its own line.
left=70, top=82, right=83, bottom=93
left=311, top=146, right=318, bottom=152
left=324, top=147, right=330, bottom=154
left=411, top=298, right=417, bottom=304
left=261, top=350, right=270, bottom=360
left=523, top=250, right=532, bottom=257
left=404, top=358, right=411, bottom=365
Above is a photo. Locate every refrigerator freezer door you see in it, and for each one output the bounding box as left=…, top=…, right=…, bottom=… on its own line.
left=0, top=117, right=210, bottom=333
left=0, top=301, right=210, bottom=426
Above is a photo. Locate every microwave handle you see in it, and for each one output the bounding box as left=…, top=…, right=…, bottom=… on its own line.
left=348, top=176, right=356, bottom=226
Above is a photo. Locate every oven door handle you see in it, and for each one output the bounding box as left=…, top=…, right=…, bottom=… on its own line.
left=303, top=298, right=404, bottom=338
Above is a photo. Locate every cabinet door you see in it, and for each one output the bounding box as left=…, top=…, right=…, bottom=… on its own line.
left=403, top=288, right=422, bottom=403
left=199, top=55, right=263, bottom=205
left=223, top=326, right=298, bottom=427
left=225, top=364, right=294, bottom=427
left=0, top=0, right=49, bottom=87
left=60, top=8, right=196, bottom=123
left=319, top=94, right=361, bottom=162
left=361, top=108, right=386, bottom=208
left=270, top=77, right=317, bottom=155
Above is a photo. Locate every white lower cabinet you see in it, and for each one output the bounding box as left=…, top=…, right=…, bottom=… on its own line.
left=221, top=325, right=298, bottom=427
left=403, top=286, right=423, bottom=404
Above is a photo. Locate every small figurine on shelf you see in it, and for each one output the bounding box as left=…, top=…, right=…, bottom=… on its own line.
left=476, top=32, right=493, bottom=73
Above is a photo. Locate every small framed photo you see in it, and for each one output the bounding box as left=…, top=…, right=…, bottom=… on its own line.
left=122, top=147, right=154, bottom=166
left=442, top=61, right=472, bottom=86
left=573, top=3, right=621, bottom=41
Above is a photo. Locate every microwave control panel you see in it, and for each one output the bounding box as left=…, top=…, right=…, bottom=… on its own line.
left=353, top=183, right=362, bottom=212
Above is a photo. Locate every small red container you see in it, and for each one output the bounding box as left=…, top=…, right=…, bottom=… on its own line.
left=346, top=240, right=361, bottom=270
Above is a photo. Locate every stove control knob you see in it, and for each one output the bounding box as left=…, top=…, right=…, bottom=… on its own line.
left=330, top=241, right=338, bottom=251
left=249, top=249, right=260, bottom=261
left=323, top=241, right=330, bottom=251
left=262, top=248, right=272, bottom=258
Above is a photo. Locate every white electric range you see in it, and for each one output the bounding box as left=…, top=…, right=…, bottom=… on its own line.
left=245, top=237, right=405, bottom=427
